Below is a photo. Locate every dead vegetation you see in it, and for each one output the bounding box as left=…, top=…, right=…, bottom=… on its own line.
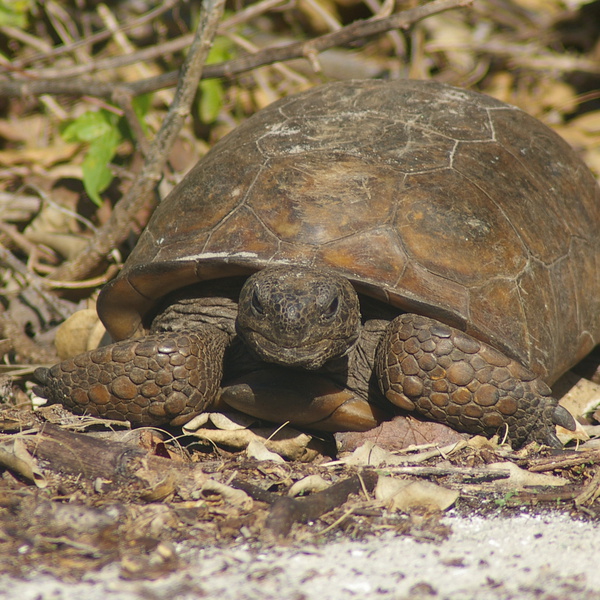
left=1, top=0, right=600, bottom=581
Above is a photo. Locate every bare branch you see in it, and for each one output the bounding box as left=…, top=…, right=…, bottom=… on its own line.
left=0, top=0, right=471, bottom=100
left=8, top=0, right=181, bottom=69
left=2, top=0, right=291, bottom=82
left=48, top=0, right=227, bottom=283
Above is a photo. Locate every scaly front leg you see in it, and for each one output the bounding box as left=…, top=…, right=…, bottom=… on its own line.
left=34, top=325, right=229, bottom=426
left=375, top=314, right=575, bottom=448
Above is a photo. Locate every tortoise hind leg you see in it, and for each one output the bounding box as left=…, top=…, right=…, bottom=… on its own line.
left=34, top=326, right=229, bottom=427
left=375, top=314, right=576, bottom=449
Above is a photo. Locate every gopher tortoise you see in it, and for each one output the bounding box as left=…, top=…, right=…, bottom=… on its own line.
left=36, top=79, right=600, bottom=448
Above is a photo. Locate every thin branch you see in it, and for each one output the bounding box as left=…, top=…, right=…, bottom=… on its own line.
left=8, top=0, right=181, bottom=69
left=426, top=39, right=600, bottom=75
left=4, top=0, right=290, bottom=80
left=232, top=471, right=379, bottom=537
left=0, top=245, right=70, bottom=318
left=48, top=0, right=227, bottom=284
left=526, top=449, right=600, bottom=473
left=265, top=471, right=378, bottom=537
left=0, top=0, right=471, bottom=100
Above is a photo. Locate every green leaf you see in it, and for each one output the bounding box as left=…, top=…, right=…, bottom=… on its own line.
left=206, top=36, right=235, bottom=64
left=198, top=79, right=224, bottom=124
left=194, top=36, right=234, bottom=124
left=132, top=94, right=152, bottom=118
left=62, top=111, right=114, bottom=143
left=81, top=128, right=121, bottom=206
left=61, top=110, right=123, bottom=205
left=0, top=0, right=31, bottom=28
left=130, top=94, right=152, bottom=136
left=494, top=491, right=517, bottom=508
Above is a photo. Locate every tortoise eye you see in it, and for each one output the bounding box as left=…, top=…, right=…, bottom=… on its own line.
left=323, top=297, right=339, bottom=319
left=251, top=289, right=265, bottom=316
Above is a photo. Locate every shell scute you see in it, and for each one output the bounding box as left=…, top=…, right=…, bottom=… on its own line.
left=246, top=155, right=401, bottom=246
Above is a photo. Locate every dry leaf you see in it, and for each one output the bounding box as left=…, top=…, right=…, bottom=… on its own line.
left=0, top=438, right=47, bottom=487
left=297, top=0, right=340, bottom=32
left=338, top=440, right=466, bottom=467
left=138, top=472, right=177, bottom=502
left=553, top=372, right=599, bottom=444
left=183, top=411, right=258, bottom=432
left=509, top=0, right=564, bottom=14
left=246, top=439, right=286, bottom=463
left=0, top=143, right=78, bottom=167
left=187, top=425, right=322, bottom=461
left=340, top=440, right=393, bottom=466
left=198, top=480, right=253, bottom=509
left=54, top=309, right=106, bottom=358
left=335, top=415, right=465, bottom=453
left=375, top=476, right=459, bottom=512
left=209, top=412, right=258, bottom=430
left=487, top=462, right=569, bottom=490
left=423, top=13, right=478, bottom=73
left=288, top=475, right=331, bottom=497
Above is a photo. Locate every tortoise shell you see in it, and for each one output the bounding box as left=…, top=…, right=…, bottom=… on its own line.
left=98, top=79, right=600, bottom=384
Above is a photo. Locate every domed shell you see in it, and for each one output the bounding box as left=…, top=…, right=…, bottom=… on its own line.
left=98, top=79, right=600, bottom=384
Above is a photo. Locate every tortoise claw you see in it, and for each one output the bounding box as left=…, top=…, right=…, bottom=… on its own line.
left=543, top=429, right=564, bottom=449
left=33, top=367, right=52, bottom=399
left=552, top=405, right=576, bottom=431
left=527, top=402, right=575, bottom=448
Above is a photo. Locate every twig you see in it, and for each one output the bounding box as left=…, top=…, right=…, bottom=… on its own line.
left=9, top=0, right=288, bottom=75
left=525, top=449, right=600, bottom=473
left=313, top=506, right=355, bottom=536
left=226, top=32, right=309, bottom=86
left=35, top=536, right=104, bottom=558
left=42, top=268, right=119, bottom=290
left=22, top=32, right=196, bottom=80
left=47, top=0, right=227, bottom=284
left=0, top=0, right=471, bottom=100
left=426, top=39, right=600, bottom=75
left=231, top=471, right=379, bottom=537
left=9, top=0, right=181, bottom=69
left=381, top=465, right=511, bottom=481
left=0, top=26, right=52, bottom=54
left=22, top=423, right=210, bottom=494
left=574, top=467, right=600, bottom=507
left=0, top=245, right=70, bottom=318
left=0, top=308, right=59, bottom=364
left=0, top=222, right=54, bottom=264
left=221, top=0, right=294, bottom=30
left=229, top=478, right=281, bottom=504
left=502, top=488, right=583, bottom=505
left=264, top=470, right=378, bottom=537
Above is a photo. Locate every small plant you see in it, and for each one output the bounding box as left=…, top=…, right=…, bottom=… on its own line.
left=61, top=96, right=151, bottom=206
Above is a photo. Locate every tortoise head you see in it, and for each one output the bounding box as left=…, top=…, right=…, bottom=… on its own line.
left=236, top=266, right=361, bottom=370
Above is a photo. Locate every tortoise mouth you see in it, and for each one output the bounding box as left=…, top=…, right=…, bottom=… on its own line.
left=241, top=329, right=356, bottom=370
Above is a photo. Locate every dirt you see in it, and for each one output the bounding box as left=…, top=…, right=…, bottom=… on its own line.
left=1, top=511, right=599, bottom=600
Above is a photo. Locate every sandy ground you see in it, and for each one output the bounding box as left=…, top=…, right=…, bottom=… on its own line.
left=1, top=511, right=599, bottom=600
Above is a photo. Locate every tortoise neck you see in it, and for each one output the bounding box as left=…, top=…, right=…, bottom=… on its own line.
left=150, top=278, right=244, bottom=337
